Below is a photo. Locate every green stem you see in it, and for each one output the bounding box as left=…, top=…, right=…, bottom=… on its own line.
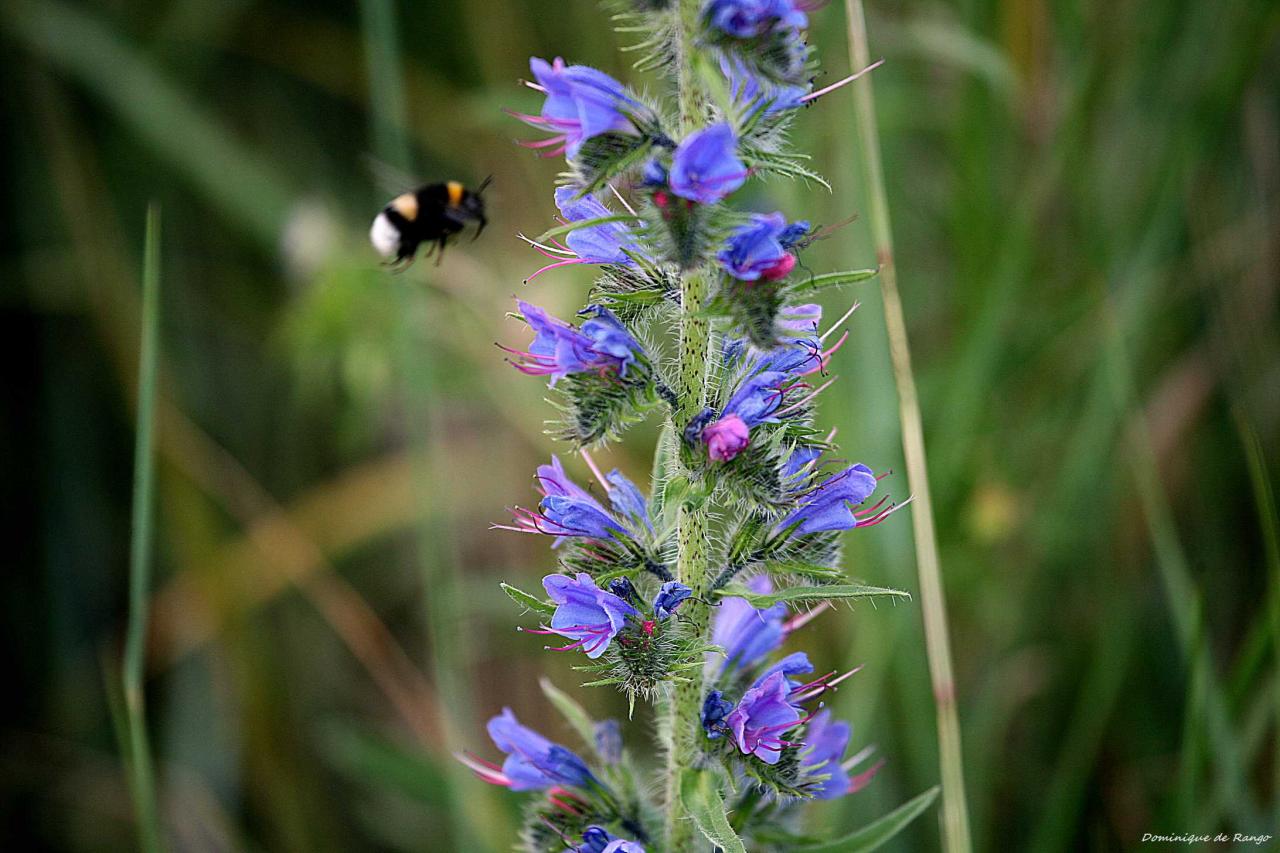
left=663, top=2, right=713, bottom=849
left=123, top=203, right=164, bottom=853
left=841, top=3, right=972, bottom=851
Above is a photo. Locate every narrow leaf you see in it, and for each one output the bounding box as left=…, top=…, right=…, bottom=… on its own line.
left=790, top=268, right=880, bottom=295
left=678, top=769, right=747, bottom=853
left=715, top=582, right=910, bottom=607
left=500, top=582, right=555, bottom=616
left=793, top=786, right=940, bottom=852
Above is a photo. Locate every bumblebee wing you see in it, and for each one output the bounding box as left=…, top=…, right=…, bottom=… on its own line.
left=363, top=153, right=421, bottom=196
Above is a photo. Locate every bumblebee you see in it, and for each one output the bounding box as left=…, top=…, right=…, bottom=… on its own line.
left=370, top=178, right=490, bottom=267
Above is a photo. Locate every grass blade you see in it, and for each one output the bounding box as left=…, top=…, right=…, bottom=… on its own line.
left=122, top=203, right=164, bottom=853
left=841, top=3, right=972, bottom=850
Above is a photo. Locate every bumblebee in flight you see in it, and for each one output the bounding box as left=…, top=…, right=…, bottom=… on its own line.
left=370, top=178, right=490, bottom=268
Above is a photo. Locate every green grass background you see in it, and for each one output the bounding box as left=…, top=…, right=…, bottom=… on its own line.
left=2, top=0, right=1277, bottom=849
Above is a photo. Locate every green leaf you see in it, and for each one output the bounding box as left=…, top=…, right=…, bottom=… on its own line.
left=678, top=769, right=747, bottom=853
left=793, top=786, right=940, bottom=852
left=789, top=268, right=881, bottom=295
left=538, top=677, right=598, bottom=751
left=500, top=582, right=555, bottom=616
left=715, top=582, right=911, bottom=607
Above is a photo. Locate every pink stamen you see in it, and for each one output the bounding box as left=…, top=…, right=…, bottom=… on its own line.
left=783, top=601, right=832, bottom=634
left=854, top=496, right=890, bottom=518
left=579, top=448, right=609, bottom=491
left=848, top=758, right=886, bottom=793
left=775, top=375, right=838, bottom=417
left=799, top=59, right=885, bottom=103
left=525, top=258, right=585, bottom=283
left=454, top=751, right=512, bottom=787
left=517, top=136, right=567, bottom=150
left=857, top=496, right=914, bottom=527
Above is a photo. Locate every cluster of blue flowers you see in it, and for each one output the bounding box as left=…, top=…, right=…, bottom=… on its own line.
left=461, top=1, right=905, bottom=850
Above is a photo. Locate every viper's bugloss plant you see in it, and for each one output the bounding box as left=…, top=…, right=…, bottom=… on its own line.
left=461, top=1, right=938, bottom=849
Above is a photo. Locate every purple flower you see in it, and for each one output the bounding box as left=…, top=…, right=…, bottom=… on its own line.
left=718, top=212, right=802, bottom=281
left=555, top=187, right=641, bottom=264
left=800, top=709, right=854, bottom=799
left=701, top=690, right=735, bottom=739
left=653, top=581, right=693, bottom=619
left=703, top=413, right=750, bottom=462
left=721, top=55, right=809, bottom=115
left=500, top=456, right=635, bottom=545
left=706, top=0, right=808, bottom=38
left=476, top=708, right=597, bottom=790
left=776, top=302, right=821, bottom=333
left=594, top=719, right=623, bottom=765
left=782, top=444, right=822, bottom=483
left=756, top=650, right=814, bottom=688
left=724, top=670, right=801, bottom=764
left=711, top=575, right=786, bottom=670
left=669, top=123, right=748, bottom=204
left=542, top=572, right=641, bottom=658
left=517, top=58, right=636, bottom=159
left=579, top=827, right=645, bottom=853
left=506, top=301, right=642, bottom=386
left=776, top=463, right=890, bottom=536
left=605, top=468, right=651, bottom=529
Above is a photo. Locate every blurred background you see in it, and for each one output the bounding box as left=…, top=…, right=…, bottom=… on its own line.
left=3, top=0, right=1278, bottom=849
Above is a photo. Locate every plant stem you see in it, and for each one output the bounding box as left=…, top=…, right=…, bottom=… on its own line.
left=841, top=3, right=972, bottom=851
left=664, top=1, right=713, bottom=849
left=123, top=203, right=164, bottom=853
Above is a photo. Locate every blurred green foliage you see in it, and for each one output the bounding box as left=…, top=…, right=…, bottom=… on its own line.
left=2, top=0, right=1277, bottom=850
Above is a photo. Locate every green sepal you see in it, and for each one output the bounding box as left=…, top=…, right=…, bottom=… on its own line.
left=500, top=581, right=555, bottom=616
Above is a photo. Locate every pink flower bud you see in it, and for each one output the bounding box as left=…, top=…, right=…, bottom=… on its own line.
left=703, top=414, right=750, bottom=462
left=759, top=252, right=797, bottom=280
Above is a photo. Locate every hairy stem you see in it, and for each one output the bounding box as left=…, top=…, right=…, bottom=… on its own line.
left=663, top=1, right=713, bottom=848
left=842, top=2, right=972, bottom=851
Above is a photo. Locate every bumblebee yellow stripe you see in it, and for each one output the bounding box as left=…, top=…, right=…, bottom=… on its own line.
left=391, top=192, right=418, bottom=221
left=446, top=181, right=464, bottom=207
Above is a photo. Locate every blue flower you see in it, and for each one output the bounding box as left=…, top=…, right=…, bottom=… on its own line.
left=781, top=444, right=822, bottom=483
left=508, top=301, right=642, bottom=386
left=701, top=690, right=735, bottom=739
left=578, top=827, right=646, bottom=853
left=711, top=575, right=786, bottom=670
left=555, top=187, right=641, bottom=264
left=543, top=572, right=641, bottom=658
left=720, top=55, right=809, bottom=115
left=653, top=581, right=693, bottom=619
left=718, top=212, right=803, bottom=281
left=800, top=709, right=854, bottom=799
left=482, top=708, right=598, bottom=790
left=756, top=650, right=814, bottom=688
left=705, top=0, right=808, bottom=38
left=776, top=463, right=883, bottom=536
left=594, top=719, right=623, bottom=764
left=518, top=58, right=637, bottom=159
left=724, top=670, right=801, bottom=764
left=502, top=456, right=638, bottom=545
left=669, top=123, right=748, bottom=204
left=604, top=468, right=651, bottom=529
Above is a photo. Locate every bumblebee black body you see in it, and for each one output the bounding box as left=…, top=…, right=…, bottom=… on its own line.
left=370, top=178, right=489, bottom=268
